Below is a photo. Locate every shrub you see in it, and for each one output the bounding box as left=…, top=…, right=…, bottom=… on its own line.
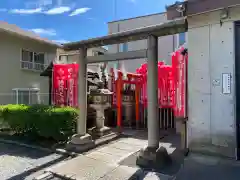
left=0, top=104, right=78, bottom=141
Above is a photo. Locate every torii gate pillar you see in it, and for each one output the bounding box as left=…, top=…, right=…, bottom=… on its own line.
left=137, top=35, right=172, bottom=168
left=68, top=47, right=94, bottom=148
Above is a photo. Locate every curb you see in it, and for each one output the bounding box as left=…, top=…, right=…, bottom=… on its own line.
left=33, top=172, right=53, bottom=180
left=66, top=132, right=127, bottom=154
left=0, top=138, right=77, bottom=157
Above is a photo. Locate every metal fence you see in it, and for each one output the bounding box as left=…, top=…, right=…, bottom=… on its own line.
left=0, top=93, right=50, bottom=105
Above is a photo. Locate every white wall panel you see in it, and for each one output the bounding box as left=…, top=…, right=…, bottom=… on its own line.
left=188, top=7, right=239, bottom=157
left=188, top=25, right=211, bottom=146
left=209, top=22, right=235, bottom=150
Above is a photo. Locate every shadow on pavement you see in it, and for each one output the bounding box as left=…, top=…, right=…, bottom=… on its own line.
left=175, top=154, right=240, bottom=180
left=7, top=155, right=68, bottom=180
left=126, top=168, right=174, bottom=180
left=119, top=133, right=185, bottom=177
left=157, top=134, right=185, bottom=175
left=123, top=131, right=240, bottom=180
left=0, top=142, right=53, bottom=159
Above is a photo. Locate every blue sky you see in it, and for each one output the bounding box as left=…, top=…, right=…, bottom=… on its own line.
left=0, top=0, right=178, bottom=44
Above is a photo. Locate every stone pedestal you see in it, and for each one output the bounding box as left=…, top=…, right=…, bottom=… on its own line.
left=136, top=146, right=172, bottom=169
left=90, top=104, right=111, bottom=137
left=70, top=134, right=93, bottom=145
left=67, top=133, right=94, bottom=152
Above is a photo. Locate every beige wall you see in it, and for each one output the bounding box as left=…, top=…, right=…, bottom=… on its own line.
left=108, top=13, right=178, bottom=73
left=0, top=31, right=57, bottom=105
left=187, top=6, right=240, bottom=158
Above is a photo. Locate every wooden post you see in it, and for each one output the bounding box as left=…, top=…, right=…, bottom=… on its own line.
left=135, top=82, right=140, bottom=128
left=117, top=72, right=123, bottom=129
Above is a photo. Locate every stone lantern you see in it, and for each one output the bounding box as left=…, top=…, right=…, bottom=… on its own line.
left=89, top=64, right=113, bottom=137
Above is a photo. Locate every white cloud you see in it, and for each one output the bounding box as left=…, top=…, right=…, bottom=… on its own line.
left=54, top=39, right=69, bottom=44
left=44, top=6, right=71, bottom=15
left=69, top=7, right=91, bottom=16
left=30, top=28, right=57, bottom=36
left=9, top=8, right=42, bottom=14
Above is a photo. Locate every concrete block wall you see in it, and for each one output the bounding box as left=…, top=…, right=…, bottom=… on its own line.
left=187, top=6, right=240, bottom=158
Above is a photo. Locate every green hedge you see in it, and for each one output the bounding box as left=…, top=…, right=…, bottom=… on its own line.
left=0, top=104, right=78, bottom=141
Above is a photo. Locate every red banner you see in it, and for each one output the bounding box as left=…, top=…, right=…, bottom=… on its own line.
left=172, top=47, right=188, bottom=118
left=52, top=64, right=79, bottom=107
left=67, top=64, right=79, bottom=107
left=110, top=68, right=117, bottom=107
left=158, top=65, right=174, bottom=108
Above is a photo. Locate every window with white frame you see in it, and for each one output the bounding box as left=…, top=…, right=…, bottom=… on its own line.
left=21, top=49, right=46, bottom=71
left=12, top=88, right=40, bottom=105
left=119, top=42, right=128, bottom=52
left=178, top=33, right=186, bottom=47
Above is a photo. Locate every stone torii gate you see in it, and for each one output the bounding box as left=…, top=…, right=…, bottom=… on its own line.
left=63, top=18, right=187, bottom=166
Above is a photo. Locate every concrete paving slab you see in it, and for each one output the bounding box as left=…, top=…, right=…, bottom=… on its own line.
left=97, top=146, right=133, bottom=156
left=43, top=135, right=184, bottom=180
left=45, top=137, right=147, bottom=180
left=73, top=162, right=117, bottom=180
left=108, top=141, right=143, bottom=152
left=48, top=155, right=117, bottom=180
left=99, top=165, right=141, bottom=180
left=49, top=156, right=86, bottom=175
left=86, top=151, right=122, bottom=164
left=117, top=138, right=147, bottom=146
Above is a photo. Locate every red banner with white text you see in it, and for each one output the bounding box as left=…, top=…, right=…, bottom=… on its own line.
left=172, top=47, right=188, bottom=118
left=52, top=64, right=79, bottom=107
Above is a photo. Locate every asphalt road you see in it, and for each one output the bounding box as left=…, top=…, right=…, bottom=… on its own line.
left=0, top=142, right=66, bottom=180
left=175, top=154, right=240, bottom=180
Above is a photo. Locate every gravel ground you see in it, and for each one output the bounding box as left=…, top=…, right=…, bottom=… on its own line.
left=0, top=142, right=66, bottom=180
